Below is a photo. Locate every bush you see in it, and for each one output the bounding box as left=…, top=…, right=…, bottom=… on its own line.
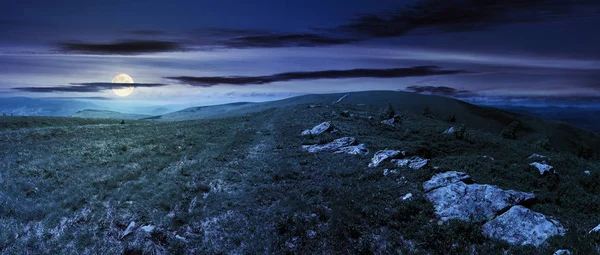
left=443, top=113, right=456, bottom=123
left=379, top=104, right=395, bottom=120
left=120, top=119, right=125, bottom=125
left=501, top=121, right=520, bottom=139
left=455, top=124, right=467, bottom=140
left=533, top=137, right=551, bottom=151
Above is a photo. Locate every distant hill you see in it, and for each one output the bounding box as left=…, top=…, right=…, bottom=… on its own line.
left=71, top=109, right=151, bottom=120
left=0, top=97, right=97, bottom=116
left=148, top=91, right=599, bottom=158
left=495, top=105, right=600, bottom=134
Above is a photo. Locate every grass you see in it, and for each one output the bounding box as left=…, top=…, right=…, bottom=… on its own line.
left=0, top=98, right=599, bottom=254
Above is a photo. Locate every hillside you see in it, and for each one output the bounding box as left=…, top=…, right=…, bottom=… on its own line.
left=1, top=91, right=599, bottom=254
left=72, top=109, right=151, bottom=120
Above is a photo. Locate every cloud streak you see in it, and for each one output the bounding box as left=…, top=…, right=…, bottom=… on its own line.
left=57, top=40, right=183, bottom=55
left=405, top=85, right=472, bottom=96
left=167, top=66, right=469, bottom=87
left=339, top=0, right=600, bottom=38
left=13, top=82, right=166, bottom=93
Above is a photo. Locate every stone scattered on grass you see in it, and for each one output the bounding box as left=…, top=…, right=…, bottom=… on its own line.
left=301, top=121, right=333, bottom=136
left=423, top=171, right=471, bottom=192
left=302, top=137, right=356, bottom=153
left=175, top=234, right=187, bottom=242
left=121, top=221, right=136, bottom=239
left=402, top=193, right=413, bottom=200
left=528, top=153, right=547, bottom=160
left=482, top=205, right=566, bottom=247
left=584, top=170, right=591, bottom=175
left=530, top=162, right=555, bottom=175
left=392, top=156, right=428, bottom=169
left=369, top=150, right=405, bottom=168
left=482, top=155, right=495, bottom=161
left=334, top=143, right=369, bottom=156
left=443, top=127, right=455, bottom=135
left=554, top=250, right=572, bottom=255
left=589, top=223, right=600, bottom=234
left=425, top=180, right=535, bottom=222
left=383, top=169, right=399, bottom=176
left=139, top=225, right=155, bottom=233
left=381, top=118, right=396, bottom=126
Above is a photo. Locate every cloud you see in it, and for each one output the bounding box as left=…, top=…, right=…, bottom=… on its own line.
left=339, top=0, right=600, bottom=38
left=221, top=33, right=357, bottom=48
left=127, top=30, right=166, bottom=36
left=13, top=82, right=167, bottom=93
left=167, top=66, right=469, bottom=87
left=57, top=40, right=183, bottom=55
left=405, top=85, right=472, bottom=96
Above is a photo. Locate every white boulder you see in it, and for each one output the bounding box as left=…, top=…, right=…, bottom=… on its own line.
left=530, top=162, right=555, bottom=175
left=589, top=223, right=600, bottom=234
left=443, top=127, right=455, bottom=135
left=423, top=171, right=471, bottom=192
left=368, top=150, right=404, bottom=168
left=482, top=205, right=566, bottom=247
left=334, top=144, right=369, bottom=156
left=301, top=121, right=333, bottom=136
left=302, top=137, right=356, bottom=153
left=392, top=156, right=428, bottom=169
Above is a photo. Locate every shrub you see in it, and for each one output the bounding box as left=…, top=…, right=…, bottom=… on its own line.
left=120, top=119, right=125, bottom=125
left=533, top=137, right=551, bottom=151
left=501, top=121, right=520, bottom=139
left=455, top=124, right=467, bottom=140
left=379, top=104, right=395, bottom=120
left=443, top=113, right=456, bottom=123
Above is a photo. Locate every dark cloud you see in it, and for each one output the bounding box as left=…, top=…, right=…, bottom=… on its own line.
left=167, top=66, right=469, bottom=87
left=127, top=30, right=166, bottom=36
left=339, top=0, right=600, bottom=38
left=57, top=40, right=182, bottom=55
left=405, top=85, right=472, bottom=95
left=221, top=33, right=357, bottom=48
left=14, top=82, right=166, bottom=93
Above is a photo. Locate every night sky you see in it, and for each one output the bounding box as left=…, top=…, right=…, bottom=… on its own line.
left=1, top=0, right=600, bottom=112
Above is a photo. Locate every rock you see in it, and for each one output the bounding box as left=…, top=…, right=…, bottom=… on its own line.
left=482, top=205, right=566, bottom=247
left=589, top=223, right=600, bottom=234
left=368, top=116, right=375, bottom=121
left=554, top=250, right=572, bottom=255
left=368, top=150, right=404, bottom=168
left=301, top=121, right=333, bottom=136
left=530, top=162, right=555, bottom=175
left=175, top=234, right=187, bottom=242
left=584, top=170, right=591, bottom=175
left=423, top=171, right=471, bottom=192
left=425, top=181, right=535, bottom=222
left=392, top=156, right=428, bottom=169
left=402, top=193, right=413, bottom=200
left=383, top=169, right=399, bottom=176
left=334, top=143, right=369, bottom=155
left=307, top=104, right=320, bottom=108
left=443, top=127, right=455, bottom=135
left=528, top=153, right=547, bottom=160
left=121, top=221, right=136, bottom=239
left=302, top=137, right=356, bottom=153
left=340, top=110, right=350, bottom=117
left=482, top=155, right=495, bottom=161
left=140, top=225, right=155, bottom=233
left=381, top=118, right=396, bottom=126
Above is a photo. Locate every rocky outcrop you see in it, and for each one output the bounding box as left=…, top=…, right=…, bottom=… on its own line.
left=392, top=157, right=428, bottom=170
left=423, top=171, right=471, bottom=192
left=530, top=162, right=555, bottom=175
left=301, top=121, right=333, bottom=136
left=554, top=250, right=572, bottom=255
left=368, top=150, right=404, bottom=168
left=334, top=144, right=369, bottom=156
left=381, top=118, right=396, bottom=126
left=443, top=127, right=455, bottom=135
left=302, top=137, right=369, bottom=156
left=482, top=205, right=566, bottom=247
left=425, top=180, right=535, bottom=222
left=302, top=137, right=355, bottom=153
left=423, top=171, right=565, bottom=247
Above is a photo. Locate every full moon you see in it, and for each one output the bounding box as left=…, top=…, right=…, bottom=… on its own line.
left=111, top=74, right=134, bottom=97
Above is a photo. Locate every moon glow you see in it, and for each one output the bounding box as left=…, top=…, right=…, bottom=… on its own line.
left=111, top=74, right=134, bottom=97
